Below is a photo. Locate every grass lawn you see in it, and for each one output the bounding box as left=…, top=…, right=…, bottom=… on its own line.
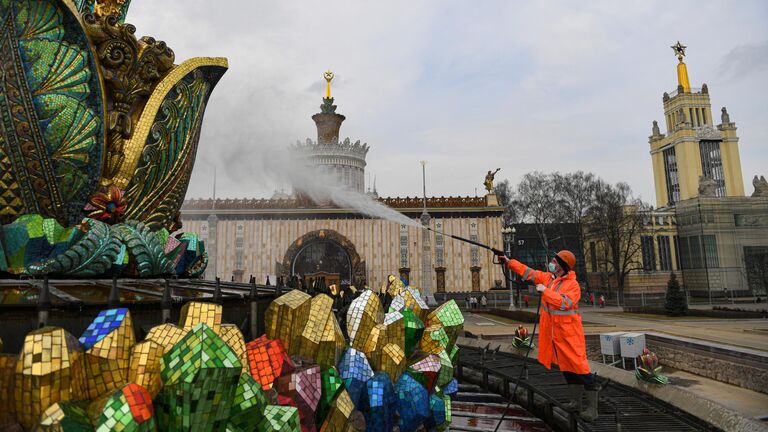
left=595, top=311, right=718, bottom=320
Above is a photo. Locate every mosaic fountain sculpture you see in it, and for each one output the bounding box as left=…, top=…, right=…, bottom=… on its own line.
left=0, top=277, right=463, bottom=431
left=0, top=0, right=225, bottom=277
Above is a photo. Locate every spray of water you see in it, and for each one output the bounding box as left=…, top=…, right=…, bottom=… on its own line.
left=220, top=142, right=422, bottom=228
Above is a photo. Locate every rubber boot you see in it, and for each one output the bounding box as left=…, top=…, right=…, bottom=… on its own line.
left=580, top=389, right=599, bottom=422
left=562, top=384, right=583, bottom=411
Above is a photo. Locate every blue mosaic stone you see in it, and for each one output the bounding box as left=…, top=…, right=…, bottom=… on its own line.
left=364, top=372, right=396, bottom=432
left=79, top=308, right=129, bottom=349
left=337, top=347, right=373, bottom=408
left=426, top=393, right=451, bottom=431
left=395, top=372, right=429, bottom=432
left=443, top=378, right=458, bottom=395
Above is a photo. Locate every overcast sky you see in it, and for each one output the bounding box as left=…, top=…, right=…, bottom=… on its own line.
left=129, top=0, right=768, bottom=204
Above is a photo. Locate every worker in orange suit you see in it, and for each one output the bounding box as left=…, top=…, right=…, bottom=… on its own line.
left=498, top=250, right=599, bottom=421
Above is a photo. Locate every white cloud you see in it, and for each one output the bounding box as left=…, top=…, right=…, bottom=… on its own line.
left=126, top=0, right=768, bottom=202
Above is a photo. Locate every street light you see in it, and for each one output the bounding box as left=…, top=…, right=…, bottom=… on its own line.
left=502, top=226, right=517, bottom=309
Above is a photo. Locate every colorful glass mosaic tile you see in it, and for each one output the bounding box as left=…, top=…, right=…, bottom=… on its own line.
left=395, top=372, right=430, bottom=432
left=14, top=326, right=83, bottom=429
left=0, top=353, right=17, bottom=427
left=78, top=308, right=135, bottom=399
left=403, top=287, right=429, bottom=321
left=319, top=389, right=353, bottom=432
left=144, top=323, right=187, bottom=353
left=275, top=365, right=321, bottom=427
left=297, top=294, right=345, bottom=368
left=436, top=349, right=454, bottom=388
left=37, top=401, right=93, bottom=431
left=220, top=324, right=248, bottom=371
left=408, top=353, right=440, bottom=391
left=316, top=367, right=343, bottom=425
left=129, top=340, right=164, bottom=397
left=426, top=393, right=451, bottom=431
left=361, top=323, right=384, bottom=370
left=246, top=335, right=295, bottom=390
left=443, top=378, right=458, bottom=395
left=156, top=323, right=241, bottom=431
left=427, top=300, right=464, bottom=348
left=337, top=348, right=373, bottom=408
left=420, top=324, right=450, bottom=355
left=346, top=290, right=383, bottom=350
left=379, top=343, right=405, bottom=383
left=179, top=301, right=222, bottom=334
left=229, top=373, right=267, bottom=431
left=88, top=382, right=156, bottom=431
left=257, top=404, right=301, bottom=432
left=265, top=290, right=312, bottom=353
left=401, top=308, right=424, bottom=357
left=364, top=372, right=396, bottom=432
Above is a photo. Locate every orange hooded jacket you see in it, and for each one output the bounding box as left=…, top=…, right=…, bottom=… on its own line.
left=507, top=259, right=590, bottom=374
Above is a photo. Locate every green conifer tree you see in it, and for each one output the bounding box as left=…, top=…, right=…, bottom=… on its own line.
left=664, top=272, right=688, bottom=316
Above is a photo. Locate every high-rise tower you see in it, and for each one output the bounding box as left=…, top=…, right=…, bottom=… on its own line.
left=292, top=71, right=369, bottom=193
left=649, top=42, right=744, bottom=208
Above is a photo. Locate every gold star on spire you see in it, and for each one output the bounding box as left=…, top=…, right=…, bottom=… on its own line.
left=323, top=70, right=334, bottom=99
left=671, top=41, right=687, bottom=62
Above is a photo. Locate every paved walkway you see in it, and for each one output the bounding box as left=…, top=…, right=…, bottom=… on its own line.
left=464, top=307, right=768, bottom=352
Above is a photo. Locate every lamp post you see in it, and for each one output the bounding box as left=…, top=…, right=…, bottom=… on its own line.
left=502, top=226, right=517, bottom=309
left=420, top=160, right=431, bottom=299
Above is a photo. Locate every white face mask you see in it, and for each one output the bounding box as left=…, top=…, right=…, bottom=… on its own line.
left=548, top=262, right=557, bottom=273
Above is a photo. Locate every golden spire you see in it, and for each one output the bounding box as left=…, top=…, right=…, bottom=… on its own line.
left=671, top=41, right=690, bottom=93
left=323, top=70, right=334, bottom=99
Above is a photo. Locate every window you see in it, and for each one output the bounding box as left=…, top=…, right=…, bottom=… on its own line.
left=702, top=235, right=719, bottom=268
left=663, top=147, right=681, bottom=205
left=658, top=236, right=673, bottom=271
left=689, top=108, right=694, bottom=127
left=702, top=108, right=707, bottom=125
left=678, top=236, right=689, bottom=269
left=641, top=236, right=656, bottom=271
left=699, top=140, right=726, bottom=197
left=673, top=235, right=681, bottom=270
left=590, top=241, right=597, bottom=272
left=695, top=108, right=701, bottom=126
left=689, top=235, right=703, bottom=269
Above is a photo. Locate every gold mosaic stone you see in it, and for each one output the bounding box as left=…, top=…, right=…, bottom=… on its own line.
left=0, top=354, right=17, bottom=428
left=383, top=311, right=405, bottom=350
left=265, top=290, right=312, bottom=353
left=319, top=388, right=354, bottom=432
left=420, top=324, right=449, bottom=355
left=403, top=287, right=429, bottom=321
left=297, top=294, right=345, bottom=368
left=78, top=311, right=136, bottom=400
left=179, top=301, right=222, bottom=334
left=347, top=290, right=383, bottom=351
left=129, top=340, right=164, bottom=397
left=362, top=324, right=384, bottom=370
left=145, top=323, right=187, bottom=353
left=220, top=324, right=248, bottom=371
left=378, top=343, right=405, bottom=383
left=384, top=275, right=405, bottom=298
left=14, top=327, right=83, bottom=430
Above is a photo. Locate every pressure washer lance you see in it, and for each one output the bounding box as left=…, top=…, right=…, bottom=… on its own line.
left=424, top=227, right=542, bottom=432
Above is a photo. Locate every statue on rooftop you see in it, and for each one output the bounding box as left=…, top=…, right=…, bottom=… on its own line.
left=484, top=168, right=501, bottom=193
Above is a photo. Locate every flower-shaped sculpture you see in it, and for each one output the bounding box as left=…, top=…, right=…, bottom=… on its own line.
left=86, top=184, right=128, bottom=223
left=0, top=0, right=226, bottom=278
left=635, top=347, right=669, bottom=385
left=512, top=325, right=534, bottom=349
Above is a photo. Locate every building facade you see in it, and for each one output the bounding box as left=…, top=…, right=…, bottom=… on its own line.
left=181, top=75, right=505, bottom=292
left=584, top=43, right=767, bottom=297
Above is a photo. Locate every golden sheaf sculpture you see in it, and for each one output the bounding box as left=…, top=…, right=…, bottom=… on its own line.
left=0, top=0, right=228, bottom=232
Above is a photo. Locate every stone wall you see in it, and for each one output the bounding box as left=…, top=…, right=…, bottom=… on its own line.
left=585, top=335, right=768, bottom=395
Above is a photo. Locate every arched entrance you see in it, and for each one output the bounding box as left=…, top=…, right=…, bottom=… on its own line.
left=281, top=229, right=366, bottom=287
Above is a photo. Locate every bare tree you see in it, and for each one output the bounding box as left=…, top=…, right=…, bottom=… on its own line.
left=494, top=179, right=520, bottom=227
left=553, top=171, right=598, bottom=285
left=585, top=180, right=648, bottom=303
left=515, top=172, right=568, bottom=259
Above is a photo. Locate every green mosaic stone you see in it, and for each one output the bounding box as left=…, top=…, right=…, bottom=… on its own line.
left=37, top=401, right=94, bottom=431
left=228, top=373, right=267, bottom=431
left=316, top=366, right=343, bottom=424
left=402, top=308, right=424, bottom=356
left=257, top=405, right=301, bottom=432
left=156, top=323, right=242, bottom=431
left=436, top=349, right=454, bottom=388
left=427, top=300, right=464, bottom=349
left=91, top=383, right=156, bottom=432
left=450, top=345, right=459, bottom=364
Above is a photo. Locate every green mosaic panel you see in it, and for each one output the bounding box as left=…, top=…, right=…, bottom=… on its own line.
left=257, top=405, right=300, bottom=432
left=228, top=373, right=267, bottom=431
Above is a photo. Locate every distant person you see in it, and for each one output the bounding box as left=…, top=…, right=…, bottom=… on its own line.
left=599, top=295, right=605, bottom=308
left=480, top=294, right=487, bottom=308
left=523, top=293, right=530, bottom=308
left=498, top=250, right=599, bottom=421
left=589, top=292, right=595, bottom=307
